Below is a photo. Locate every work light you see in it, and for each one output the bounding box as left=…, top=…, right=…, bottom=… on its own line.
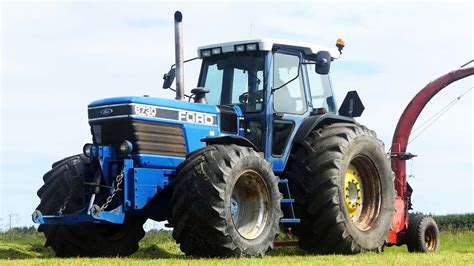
left=201, top=49, right=211, bottom=57
left=235, top=44, right=245, bottom=52
left=211, top=47, right=222, bottom=55
left=246, top=43, right=258, bottom=51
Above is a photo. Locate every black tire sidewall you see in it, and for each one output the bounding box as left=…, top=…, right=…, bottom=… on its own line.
left=171, top=145, right=282, bottom=257
left=287, top=123, right=395, bottom=253
left=408, top=215, right=440, bottom=252
left=36, top=155, right=145, bottom=257
left=338, top=134, right=395, bottom=249
left=224, top=153, right=281, bottom=252
left=420, top=218, right=441, bottom=252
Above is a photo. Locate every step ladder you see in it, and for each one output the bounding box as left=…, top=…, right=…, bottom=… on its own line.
left=278, top=178, right=300, bottom=224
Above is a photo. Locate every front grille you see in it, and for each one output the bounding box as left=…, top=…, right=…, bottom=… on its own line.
left=91, top=120, right=186, bottom=157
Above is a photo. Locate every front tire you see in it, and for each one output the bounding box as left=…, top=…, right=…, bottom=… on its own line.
left=170, top=145, right=282, bottom=257
left=286, top=123, right=395, bottom=254
left=36, top=155, right=146, bottom=257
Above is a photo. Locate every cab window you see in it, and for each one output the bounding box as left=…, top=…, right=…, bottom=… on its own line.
left=199, top=52, right=265, bottom=113
left=273, top=53, right=307, bottom=114
left=306, top=63, right=336, bottom=113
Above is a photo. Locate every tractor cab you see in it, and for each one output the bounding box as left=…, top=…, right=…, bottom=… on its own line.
left=194, top=39, right=341, bottom=171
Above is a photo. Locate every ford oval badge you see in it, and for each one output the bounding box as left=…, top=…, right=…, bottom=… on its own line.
left=100, top=108, right=114, bottom=116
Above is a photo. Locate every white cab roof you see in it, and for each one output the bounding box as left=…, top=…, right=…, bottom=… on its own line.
left=197, top=38, right=340, bottom=59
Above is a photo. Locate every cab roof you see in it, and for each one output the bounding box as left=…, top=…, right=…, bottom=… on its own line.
left=197, top=38, right=340, bottom=59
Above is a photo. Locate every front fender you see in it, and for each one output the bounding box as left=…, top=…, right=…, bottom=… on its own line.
left=201, top=136, right=259, bottom=152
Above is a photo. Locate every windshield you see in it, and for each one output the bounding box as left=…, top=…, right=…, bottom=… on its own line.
left=198, top=52, right=266, bottom=112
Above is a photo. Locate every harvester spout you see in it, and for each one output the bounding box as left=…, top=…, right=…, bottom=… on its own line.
left=387, top=64, right=473, bottom=245
left=174, top=11, right=185, bottom=101
left=391, top=66, right=474, bottom=197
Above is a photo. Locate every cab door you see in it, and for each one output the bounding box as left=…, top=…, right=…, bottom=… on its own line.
left=266, top=49, right=311, bottom=172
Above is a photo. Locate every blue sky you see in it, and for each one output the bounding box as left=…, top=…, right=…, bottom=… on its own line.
left=1, top=1, right=472, bottom=228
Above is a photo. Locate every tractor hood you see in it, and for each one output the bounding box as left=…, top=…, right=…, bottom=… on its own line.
left=87, top=96, right=241, bottom=160
left=88, top=96, right=228, bottom=126
left=89, top=96, right=220, bottom=113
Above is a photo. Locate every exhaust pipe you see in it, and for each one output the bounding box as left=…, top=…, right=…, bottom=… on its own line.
left=174, top=11, right=184, bottom=101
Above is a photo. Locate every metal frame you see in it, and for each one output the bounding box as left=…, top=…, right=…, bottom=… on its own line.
left=33, top=144, right=177, bottom=225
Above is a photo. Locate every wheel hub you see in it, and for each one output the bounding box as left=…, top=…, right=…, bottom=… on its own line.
left=425, top=226, right=437, bottom=251
left=344, top=166, right=363, bottom=221
left=230, top=170, right=270, bottom=240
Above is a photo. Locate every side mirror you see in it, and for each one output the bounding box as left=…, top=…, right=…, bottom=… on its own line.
left=162, top=68, right=176, bottom=89
left=314, top=51, right=331, bottom=75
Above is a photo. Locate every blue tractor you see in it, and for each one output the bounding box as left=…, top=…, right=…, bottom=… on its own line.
left=33, top=12, right=395, bottom=257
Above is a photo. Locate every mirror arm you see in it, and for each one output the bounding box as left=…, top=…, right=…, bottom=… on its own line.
left=170, top=57, right=199, bottom=69
left=165, top=86, right=192, bottom=100
left=163, top=57, right=199, bottom=92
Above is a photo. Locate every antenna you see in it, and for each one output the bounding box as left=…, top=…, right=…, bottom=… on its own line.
left=249, top=21, right=253, bottom=38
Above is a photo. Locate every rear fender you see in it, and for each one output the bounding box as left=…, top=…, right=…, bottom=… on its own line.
left=293, top=114, right=356, bottom=144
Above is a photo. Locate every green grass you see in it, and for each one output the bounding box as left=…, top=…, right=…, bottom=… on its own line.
left=0, top=229, right=473, bottom=265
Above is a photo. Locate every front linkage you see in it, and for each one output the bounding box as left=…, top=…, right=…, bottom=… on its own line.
left=33, top=144, right=171, bottom=225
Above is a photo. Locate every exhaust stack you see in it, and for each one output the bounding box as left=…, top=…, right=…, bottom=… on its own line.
left=174, top=11, right=185, bottom=101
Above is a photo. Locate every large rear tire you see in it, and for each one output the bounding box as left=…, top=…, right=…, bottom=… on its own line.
left=170, top=145, right=282, bottom=257
left=36, top=155, right=146, bottom=257
left=286, top=123, right=395, bottom=254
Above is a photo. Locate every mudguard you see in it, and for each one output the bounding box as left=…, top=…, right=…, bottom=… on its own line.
left=293, top=114, right=355, bottom=143
left=202, top=135, right=260, bottom=151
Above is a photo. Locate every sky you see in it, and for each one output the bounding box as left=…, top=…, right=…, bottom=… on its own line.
left=0, top=0, right=473, bottom=228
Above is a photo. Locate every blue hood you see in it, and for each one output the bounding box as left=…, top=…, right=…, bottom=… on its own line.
left=89, top=96, right=220, bottom=115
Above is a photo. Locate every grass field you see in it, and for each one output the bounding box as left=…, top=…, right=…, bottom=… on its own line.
left=0, top=228, right=473, bottom=265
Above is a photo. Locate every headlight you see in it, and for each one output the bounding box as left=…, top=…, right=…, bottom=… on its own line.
left=83, top=143, right=93, bottom=157
left=120, top=140, right=133, bottom=155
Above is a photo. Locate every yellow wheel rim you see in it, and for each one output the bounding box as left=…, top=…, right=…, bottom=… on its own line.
left=344, top=165, right=363, bottom=221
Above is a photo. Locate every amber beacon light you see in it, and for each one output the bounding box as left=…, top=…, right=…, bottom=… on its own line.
left=336, top=38, right=345, bottom=54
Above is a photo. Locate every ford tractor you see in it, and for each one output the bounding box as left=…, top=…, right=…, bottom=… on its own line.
left=33, top=11, right=400, bottom=257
